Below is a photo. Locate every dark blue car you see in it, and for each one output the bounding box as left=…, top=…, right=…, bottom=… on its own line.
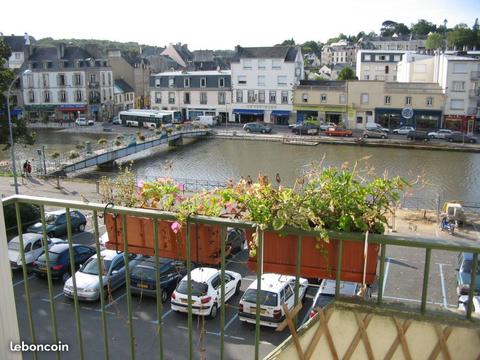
left=457, top=252, right=480, bottom=295
left=32, top=243, right=96, bottom=283
left=130, top=257, right=188, bottom=302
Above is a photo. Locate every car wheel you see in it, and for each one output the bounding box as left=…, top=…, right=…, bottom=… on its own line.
left=429, top=135, right=435, bottom=139
left=78, top=224, right=86, bottom=232
left=235, top=281, right=241, bottom=295
left=381, top=135, right=386, bottom=139
left=161, top=289, right=169, bottom=303
left=393, top=131, right=397, bottom=135
left=470, top=139, right=476, bottom=144
left=448, top=138, right=453, bottom=142
left=363, top=134, right=368, bottom=138
left=407, top=137, right=412, bottom=140
left=246, top=128, right=250, bottom=133
left=48, top=231, right=55, bottom=238
left=209, top=303, right=218, bottom=319
left=61, top=272, right=71, bottom=284
left=261, top=129, right=266, bottom=134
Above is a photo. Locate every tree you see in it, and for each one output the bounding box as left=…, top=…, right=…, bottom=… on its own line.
left=302, top=41, right=321, bottom=55
left=0, top=40, right=35, bottom=148
left=410, top=19, right=437, bottom=35
left=447, top=24, right=475, bottom=49
left=380, top=20, right=410, bottom=37
left=395, top=23, right=411, bottom=36
left=337, top=67, right=356, bottom=80
left=276, top=39, right=295, bottom=46
left=425, top=33, right=444, bottom=50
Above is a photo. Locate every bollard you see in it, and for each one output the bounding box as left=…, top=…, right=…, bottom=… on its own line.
left=56, top=176, right=60, bottom=189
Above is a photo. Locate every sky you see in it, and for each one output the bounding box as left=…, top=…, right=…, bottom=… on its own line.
left=1, top=0, right=479, bottom=50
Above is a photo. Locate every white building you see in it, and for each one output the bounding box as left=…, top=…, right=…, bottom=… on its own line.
left=150, top=70, right=232, bottom=123
left=230, top=46, right=304, bottom=125
left=321, top=41, right=356, bottom=67
left=356, top=50, right=413, bottom=81
left=114, top=79, right=135, bottom=113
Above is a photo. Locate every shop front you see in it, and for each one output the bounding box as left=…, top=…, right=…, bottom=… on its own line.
left=270, top=110, right=291, bottom=126
left=56, top=105, right=86, bottom=121
left=375, top=108, right=442, bottom=131
left=443, top=115, right=476, bottom=134
left=187, top=108, right=217, bottom=120
left=25, top=105, right=56, bottom=122
left=232, top=109, right=264, bottom=124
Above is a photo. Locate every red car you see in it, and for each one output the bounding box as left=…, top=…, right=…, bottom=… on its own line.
left=324, top=127, right=353, bottom=137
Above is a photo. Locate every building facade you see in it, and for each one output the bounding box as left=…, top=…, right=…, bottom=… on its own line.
left=367, top=35, right=427, bottom=51
left=230, top=46, right=304, bottom=125
left=150, top=70, right=232, bottom=122
left=356, top=50, right=411, bottom=81
left=114, top=79, right=135, bottom=113
left=321, top=43, right=356, bottom=67
left=22, top=43, right=114, bottom=121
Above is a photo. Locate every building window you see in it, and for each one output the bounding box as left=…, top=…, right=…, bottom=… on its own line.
left=108, top=72, right=112, bottom=86
left=248, top=90, right=255, bottom=103
left=258, top=75, right=265, bottom=86
left=89, top=74, right=96, bottom=84
left=243, top=60, right=252, bottom=69
left=356, top=116, right=363, bottom=124
left=281, top=91, right=288, bottom=104
left=101, top=72, right=105, bottom=86
left=218, top=92, right=225, bottom=104
left=168, top=92, right=175, bottom=104
left=393, top=55, right=401, bottom=61
left=361, top=93, right=369, bottom=105
left=155, top=79, right=161, bottom=88
left=453, top=63, right=468, bottom=73
left=200, top=92, right=207, bottom=104
left=452, top=81, right=465, bottom=92
left=236, top=90, right=243, bottom=103
left=302, top=93, right=308, bottom=103
left=43, top=91, right=51, bottom=103
left=57, top=74, right=66, bottom=86
left=385, top=65, right=389, bottom=74
left=450, top=99, right=464, bottom=110
left=42, top=73, right=49, bottom=87
left=218, top=77, right=225, bottom=88
left=339, top=94, right=346, bottom=104
left=28, top=90, right=35, bottom=103
left=183, top=92, right=190, bottom=104
left=272, top=60, right=281, bottom=69
left=258, top=90, right=265, bottom=103
left=375, top=55, right=388, bottom=61
left=258, top=60, right=266, bottom=69
left=169, top=78, right=175, bottom=88
left=364, top=54, right=371, bottom=61
left=184, top=78, right=190, bottom=88
left=75, top=90, right=83, bottom=102
left=155, top=92, right=162, bottom=104
left=26, top=74, right=34, bottom=88
left=405, top=96, right=412, bottom=105
left=385, top=96, right=391, bottom=105
left=320, top=94, right=327, bottom=102
left=59, top=90, right=67, bottom=103
left=277, top=76, right=287, bottom=85
left=426, top=97, right=433, bottom=106
left=102, top=89, right=106, bottom=102
left=237, top=75, right=247, bottom=85
left=200, top=77, right=206, bottom=88
left=269, top=91, right=276, bottom=104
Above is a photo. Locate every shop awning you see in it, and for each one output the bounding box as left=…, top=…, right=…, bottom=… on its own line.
left=233, top=109, right=264, bottom=115
left=271, top=110, right=290, bottom=117
left=57, top=105, right=87, bottom=112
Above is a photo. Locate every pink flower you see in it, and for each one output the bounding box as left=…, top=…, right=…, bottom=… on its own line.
left=171, top=221, right=181, bottom=234
left=137, top=180, right=144, bottom=188
left=176, top=183, right=185, bottom=192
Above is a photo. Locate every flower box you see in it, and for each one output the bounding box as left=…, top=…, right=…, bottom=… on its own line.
left=246, top=230, right=379, bottom=284
left=104, top=213, right=229, bottom=265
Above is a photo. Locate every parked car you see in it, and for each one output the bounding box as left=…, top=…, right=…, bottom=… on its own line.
left=8, top=233, right=65, bottom=269
left=75, top=117, right=94, bottom=126
left=458, top=295, right=480, bottom=315
left=444, top=132, right=477, bottom=143
left=363, top=128, right=388, bottom=139
left=238, top=273, right=308, bottom=328
left=226, top=228, right=246, bottom=254
left=407, top=130, right=429, bottom=141
left=457, top=252, right=480, bottom=295
left=111, top=116, right=122, bottom=125
left=130, top=257, right=187, bottom=302
left=63, top=249, right=142, bottom=301
left=171, top=267, right=242, bottom=318
left=427, top=129, right=453, bottom=139
left=33, top=243, right=96, bottom=283
left=309, top=280, right=360, bottom=319
left=193, top=115, right=218, bottom=127
left=291, top=124, right=319, bottom=135
left=392, top=126, right=415, bottom=135
left=324, top=127, right=353, bottom=137
left=319, top=122, right=337, bottom=131
left=243, top=122, right=272, bottom=134
left=365, top=123, right=389, bottom=133
left=27, top=210, right=87, bottom=237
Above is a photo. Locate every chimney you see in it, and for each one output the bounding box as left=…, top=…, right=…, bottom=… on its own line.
left=24, top=44, right=32, bottom=61
left=57, top=42, right=66, bottom=59
left=24, top=32, right=31, bottom=45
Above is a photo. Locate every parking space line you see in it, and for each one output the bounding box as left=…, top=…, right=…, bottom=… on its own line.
left=105, top=293, right=127, bottom=309
left=438, top=264, right=448, bottom=309
left=382, top=295, right=455, bottom=308
left=13, top=275, right=35, bottom=287
left=224, top=314, right=238, bottom=331
left=382, top=257, right=392, bottom=295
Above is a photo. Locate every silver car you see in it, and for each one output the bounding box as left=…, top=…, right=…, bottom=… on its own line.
left=363, top=128, right=388, bottom=139
left=63, top=249, right=142, bottom=301
left=392, top=126, right=415, bottom=135
left=427, top=129, right=453, bottom=139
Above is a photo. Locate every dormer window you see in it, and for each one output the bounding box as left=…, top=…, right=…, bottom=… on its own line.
left=200, top=77, right=206, bottom=88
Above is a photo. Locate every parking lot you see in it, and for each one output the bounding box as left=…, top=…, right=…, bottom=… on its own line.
left=11, top=211, right=480, bottom=359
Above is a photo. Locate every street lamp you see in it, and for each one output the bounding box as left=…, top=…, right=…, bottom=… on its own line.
left=7, top=69, right=32, bottom=194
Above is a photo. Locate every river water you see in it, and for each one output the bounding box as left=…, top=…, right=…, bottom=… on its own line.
left=3, top=130, right=480, bottom=204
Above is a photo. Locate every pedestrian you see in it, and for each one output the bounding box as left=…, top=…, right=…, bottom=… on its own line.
left=26, top=160, right=32, bottom=176
left=22, top=160, right=29, bottom=179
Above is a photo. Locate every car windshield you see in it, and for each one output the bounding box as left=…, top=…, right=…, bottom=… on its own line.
left=81, top=257, right=112, bottom=275
left=45, top=214, right=59, bottom=224
left=313, top=293, right=334, bottom=308
left=242, top=289, right=278, bottom=307
left=8, top=240, right=20, bottom=251
left=462, top=260, right=480, bottom=274
left=176, top=280, right=208, bottom=296
left=131, top=266, right=156, bottom=281
left=37, top=251, right=60, bottom=262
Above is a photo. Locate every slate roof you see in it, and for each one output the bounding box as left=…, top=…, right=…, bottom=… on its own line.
left=2, top=35, right=36, bottom=52
left=122, top=51, right=149, bottom=66
left=372, top=35, right=427, bottom=42
left=28, top=46, right=91, bottom=62
left=193, top=50, right=214, bottom=62
left=114, top=79, right=134, bottom=93
left=173, top=44, right=193, bottom=63
left=232, top=46, right=299, bottom=62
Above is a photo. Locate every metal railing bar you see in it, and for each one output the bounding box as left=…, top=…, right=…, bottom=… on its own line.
left=377, top=244, right=387, bottom=305
left=14, top=203, right=38, bottom=360
left=122, top=214, right=135, bottom=360
left=39, top=205, right=60, bottom=360
left=335, top=239, right=343, bottom=298
left=65, top=208, right=84, bottom=360
left=186, top=222, right=193, bottom=360
left=152, top=219, right=164, bottom=360
left=254, top=228, right=264, bottom=360
left=466, top=253, right=478, bottom=320
left=421, top=248, right=432, bottom=314
left=294, top=235, right=302, bottom=327
left=220, top=226, right=226, bottom=360
left=92, top=211, right=109, bottom=360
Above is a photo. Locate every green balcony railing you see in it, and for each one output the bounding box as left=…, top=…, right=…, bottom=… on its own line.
left=1, top=194, right=479, bottom=360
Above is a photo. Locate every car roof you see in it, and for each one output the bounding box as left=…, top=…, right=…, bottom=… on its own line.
left=93, top=249, right=122, bottom=261
left=135, top=257, right=173, bottom=269
left=248, top=273, right=303, bottom=292
left=10, top=233, right=43, bottom=244
left=49, top=243, right=83, bottom=253
left=189, top=267, right=218, bottom=283
left=317, top=279, right=359, bottom=296
left=46, top=209, right=67, bottom=216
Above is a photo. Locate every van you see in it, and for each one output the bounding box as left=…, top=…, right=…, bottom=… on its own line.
left=193, top=115, right=217, bottom=127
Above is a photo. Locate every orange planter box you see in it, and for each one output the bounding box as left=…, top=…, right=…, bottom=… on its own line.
left=246, top=230, right=379, bottom=284
left=104, top=214, right=228, bottom=265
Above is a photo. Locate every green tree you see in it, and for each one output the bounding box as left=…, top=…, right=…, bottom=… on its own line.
left=380, top=21, right=410, bottom=36
left=410, top=19, right=437, bottom=35
left=447, top=24, right=475, bottom=49
left=302, top=41, right=321, bottom=55
left=0, top=40, right=35, bottom=148
left=276, top=39, right=295, bottom=46
left=337, top=67, right=356, bottom=80
left=425, top=33, right=444, bottom=50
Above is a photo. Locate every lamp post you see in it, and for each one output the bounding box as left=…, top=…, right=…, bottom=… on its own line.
left=7, top=69, right=32, bottom=194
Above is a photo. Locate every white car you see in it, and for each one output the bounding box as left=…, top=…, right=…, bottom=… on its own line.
left=8, top=233, right=65, bottom=269
left=63, top=249, right=141, bottom=301
left=458, top=295, right=480, bottom=315
left=238, top=273, right=309, bottom=328
left=427, top=129, right=453, bottom=139
left=171, top=267, right=242, bottom=318
left=112, top=116, right=122, bottom=125
left=309, top=279, right=360, bottom=319
left=392, top=126, right=415, bottom=135
left=75, top=117, right=94, bottom=126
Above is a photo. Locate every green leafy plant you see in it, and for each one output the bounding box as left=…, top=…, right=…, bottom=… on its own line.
left=98, top=138, right=108, bottom=146
left=50, top=152, right=61, bottom=160
left=115, top=139, right=122, bottom=146
left=69, top=151, right=79, bottom=159
left=99, top=165, right=138, bottom=207
left=75, top=144, right=85, bottom=150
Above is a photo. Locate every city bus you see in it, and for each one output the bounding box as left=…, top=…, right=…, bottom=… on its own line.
left=118, top=110, right=173, bottom=129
